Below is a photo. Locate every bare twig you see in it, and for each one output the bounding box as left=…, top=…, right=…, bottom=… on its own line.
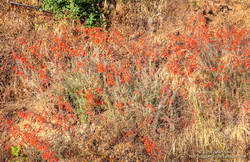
left=8, top=1, right=52, bottom=14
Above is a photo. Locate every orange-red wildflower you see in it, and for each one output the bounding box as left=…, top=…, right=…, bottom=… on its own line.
left=106, top=73, right=116, bottom=86
left=97, top=63, right=106, bottom=73
left=121, top=68, right=131, bottom=84
left=143, top=136, right=156, bottom=155
left=115, top=102, right=124, bottom=112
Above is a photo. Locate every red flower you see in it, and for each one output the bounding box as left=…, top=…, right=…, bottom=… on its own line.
left=147, top=104, right=156, bottom=112
left=18, top=111, right=29, bottom=120
left=86, top=91, right=95, bottom=104
left=42, top=151, right=54, bottom=160
left=143, top=136, right=155, bottom=154
left=115, top=102, right=124, bottom=111
left=35, top=115, right=46, bottom=124
left=97, top=63, right=106, bottom=73
left=211, top=67, right=217, bottom=72
left=125, top=130, right=134, bottom=137
left=109, top=63, right=118, bottom=75
left=12, top=66, right=17, bottom=72
left=106, top=73, right=116, bottom=86
left=121, top=69, right=131, bottom=84
left=95, top=88, right=103, bottom=94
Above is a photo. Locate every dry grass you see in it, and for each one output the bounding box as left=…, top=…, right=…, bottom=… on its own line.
left=1, top=0, right=250, bottom=161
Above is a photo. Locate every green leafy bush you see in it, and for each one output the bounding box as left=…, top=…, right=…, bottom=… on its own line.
left=42, top=0, right=103, bottom=26
left=11, top=146, right=21, bottom=157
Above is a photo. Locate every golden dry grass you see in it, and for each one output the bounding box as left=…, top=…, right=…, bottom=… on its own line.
left=0, top=0, right=250, bottom=161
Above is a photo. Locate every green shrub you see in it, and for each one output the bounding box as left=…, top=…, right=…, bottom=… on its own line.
left=11, top=146, right=21, bottom=157
left=42, top=0, right=103, bottom=27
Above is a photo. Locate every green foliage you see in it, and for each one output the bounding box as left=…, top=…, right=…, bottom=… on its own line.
left=11, top=146, right=21, bottom=157
left=67, top=90, right=89, bottom=123
left=42, top=0, right=103, bottom=27
left=191, top=1, right=201, bottom=8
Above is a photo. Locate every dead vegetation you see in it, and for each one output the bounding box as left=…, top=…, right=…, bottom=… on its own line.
left=0, top=0, right=250, bottom=161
